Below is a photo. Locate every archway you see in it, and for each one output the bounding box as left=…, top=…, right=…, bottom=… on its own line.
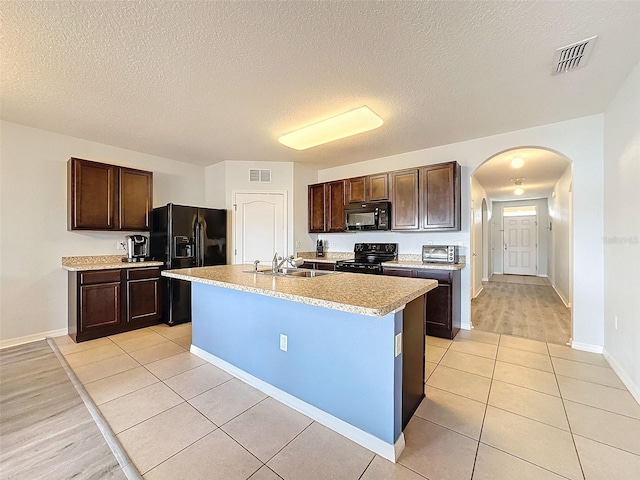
left=470, top=147, right=573, bottom=345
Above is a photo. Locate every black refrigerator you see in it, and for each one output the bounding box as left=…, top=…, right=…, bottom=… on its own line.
left=150, top=203, right=227, bottom=325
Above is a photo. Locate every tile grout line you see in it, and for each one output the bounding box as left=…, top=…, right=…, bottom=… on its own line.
left=548, top=340, right=587, bottom=480
left=469, top=332, right=500, bottom=480
left=47, top=337, right=143, bottom=480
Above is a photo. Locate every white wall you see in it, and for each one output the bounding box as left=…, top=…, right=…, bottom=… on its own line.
left=548, top=165, right=573, bottom=307
left=204, top=162, right=226, bottom=209
left=491, top=198, right=551, bottom=278
left=470, top=176, right=489, bottom=297
left=0, top=121, right=205, bottom=346
left=317, top=115, right=605, bottom=350
left=204, top=161, right=295, bottom=263
left=603, top=60, right=640, bottom=399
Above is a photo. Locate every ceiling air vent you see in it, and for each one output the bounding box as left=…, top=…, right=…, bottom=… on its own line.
left=249, top=169, right=271, bottom=183
left=552, top=36, right=597, bottom=74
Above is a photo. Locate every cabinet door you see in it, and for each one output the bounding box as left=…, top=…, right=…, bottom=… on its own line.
left=345, top=177, right=366, bottom=203
left=68, top=158, right=118, bottom=230
left=390, top=169, right=420, bottom=230
left=126, top=268, right=162, bottom=325
left=119, top=168, right=153, bottom=231
left=420, top=162, right=460, bottom=230
left=367, top=173, right=389, bottom=201
left=325, top=180, right=346, bottom=232
left=308, top=184, right=326, bottom=233
left=80, top=282, right=121, bottom=331
left=416, top=270, right=455, bottom=339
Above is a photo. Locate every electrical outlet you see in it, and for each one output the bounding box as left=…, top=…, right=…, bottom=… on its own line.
left=279, top=334, right=288, bottom=352
left=295, top=240, right=301, bottom=249
left=395, top=333, right=402, bottom=357
left=116, top=241, right=126, bottom=251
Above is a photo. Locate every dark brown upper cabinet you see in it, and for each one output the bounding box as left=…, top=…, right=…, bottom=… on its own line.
left=346, top=174, right=388, bottom=204
left=68, top=158, right=153, bottom=231
left=367, top=173, right=389, bottom=201
left=390, top=169, right=420, bottom=230
left=420, top=162, right=460, bottom=231
left=308, top=181, right=346, bottom=233
left=345, top=177, right=366, bottom=203
left=119, top=167, right=153, bottom=230
left=308, top=183, right=326, bottom=233
left=325, top=180, right=346, bottom=232
left=308, top=161, right=460, bottom=234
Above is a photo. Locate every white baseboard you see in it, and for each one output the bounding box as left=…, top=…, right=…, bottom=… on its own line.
left=550, top=282, right=572, bottom=308
left=191, top=345, right=404, bottom=462
left=461, top=322, right=472, bottom=331
left=602, top=349, right=640, bottom=406
left=571, top=341, right=603, bottom=354
left=0, top=328, right=68, bottom=350
left=482, top=277, right=489, bottom=282
left=472, top=285, right=484, bottom=299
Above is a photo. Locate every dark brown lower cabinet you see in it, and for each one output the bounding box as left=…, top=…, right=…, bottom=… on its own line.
left=383, top=267, right=461, bottom=339
left=69, top=267, right=162, bottom=342
left=300, top=261, right=336, bottom=271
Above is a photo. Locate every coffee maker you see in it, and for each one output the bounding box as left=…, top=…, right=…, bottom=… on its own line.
left=124, top=235, right=148, bottom=262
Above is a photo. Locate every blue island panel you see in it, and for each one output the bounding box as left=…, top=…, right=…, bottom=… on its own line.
left=191, top=282, right=402, bottom=444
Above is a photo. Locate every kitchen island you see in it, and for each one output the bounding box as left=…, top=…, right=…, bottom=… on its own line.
left=162, top=265, right=437, bottom=461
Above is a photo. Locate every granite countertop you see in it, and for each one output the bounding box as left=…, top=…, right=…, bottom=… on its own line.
left=162, top=264, right=437, bottom=317
left=296, top=252, right=352, bottom=263
left=62, top=255, right=164, bottom=271
left=381, top=260, right=466, bottom=271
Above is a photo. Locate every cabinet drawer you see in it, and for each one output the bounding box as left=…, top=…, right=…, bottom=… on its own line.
left=126, top=267, right=160, bottom=280
left=415, top=269, right=452, bottom=284
left=80, top=269, right=121, bottom=285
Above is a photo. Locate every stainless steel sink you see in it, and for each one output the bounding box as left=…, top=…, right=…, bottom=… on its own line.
left=280, top=267, right=339, bottom=277
left=245, top=267, right=340, bottom=278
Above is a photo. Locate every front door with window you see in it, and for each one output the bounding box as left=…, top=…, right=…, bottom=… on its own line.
left=503, top=215, right=537, bottom=275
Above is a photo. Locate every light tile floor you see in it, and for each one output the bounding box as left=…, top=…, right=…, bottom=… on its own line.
left=53, top=325, right=640, bottom=480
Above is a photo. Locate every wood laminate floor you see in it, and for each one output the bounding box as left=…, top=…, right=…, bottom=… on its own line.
left=471, top=274, right=571, bottom=345
left=0, top=340, right=127, bottom=479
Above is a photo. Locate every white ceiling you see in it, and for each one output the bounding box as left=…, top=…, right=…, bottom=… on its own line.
left=2, top=1, right=640, bottom=169
left=473, top=148, right=570, bottom=202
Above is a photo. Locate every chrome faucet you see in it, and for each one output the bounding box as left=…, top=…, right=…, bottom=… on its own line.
left=271, top=253, right=302, bottom=273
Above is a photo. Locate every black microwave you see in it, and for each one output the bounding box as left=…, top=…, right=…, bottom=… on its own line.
left=345, top=202, right=391, bottom=231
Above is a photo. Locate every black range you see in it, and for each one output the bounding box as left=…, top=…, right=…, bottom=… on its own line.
left=335, top=243, right=398, bottom=275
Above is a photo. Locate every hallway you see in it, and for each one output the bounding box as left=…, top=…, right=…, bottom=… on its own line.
left=471, top=274, right=571, bottom=345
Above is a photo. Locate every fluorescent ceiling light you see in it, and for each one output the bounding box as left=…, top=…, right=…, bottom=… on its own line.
left=514, top=188, right=524, bottom=196
left=278, top=106, right=383, bottom=150
left=511, top=157, right=524, bottom=168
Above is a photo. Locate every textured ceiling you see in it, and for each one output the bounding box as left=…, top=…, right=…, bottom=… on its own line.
left=473, top=148, right=570, bottom=201
left=2, top=1, right=640, bottom=169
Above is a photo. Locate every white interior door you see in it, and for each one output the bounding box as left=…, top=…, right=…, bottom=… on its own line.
left=503, top=215, right=537, bottom=275
left=234, top=192, right=286, bottom=265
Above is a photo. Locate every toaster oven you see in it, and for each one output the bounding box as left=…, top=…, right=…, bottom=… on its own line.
left=422, top=245, right=459, bottom=264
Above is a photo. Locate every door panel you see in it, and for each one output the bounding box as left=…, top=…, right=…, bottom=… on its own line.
left=504, top=215, right=538, bottom=275
left=234, top=192, right=286, bottom=265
